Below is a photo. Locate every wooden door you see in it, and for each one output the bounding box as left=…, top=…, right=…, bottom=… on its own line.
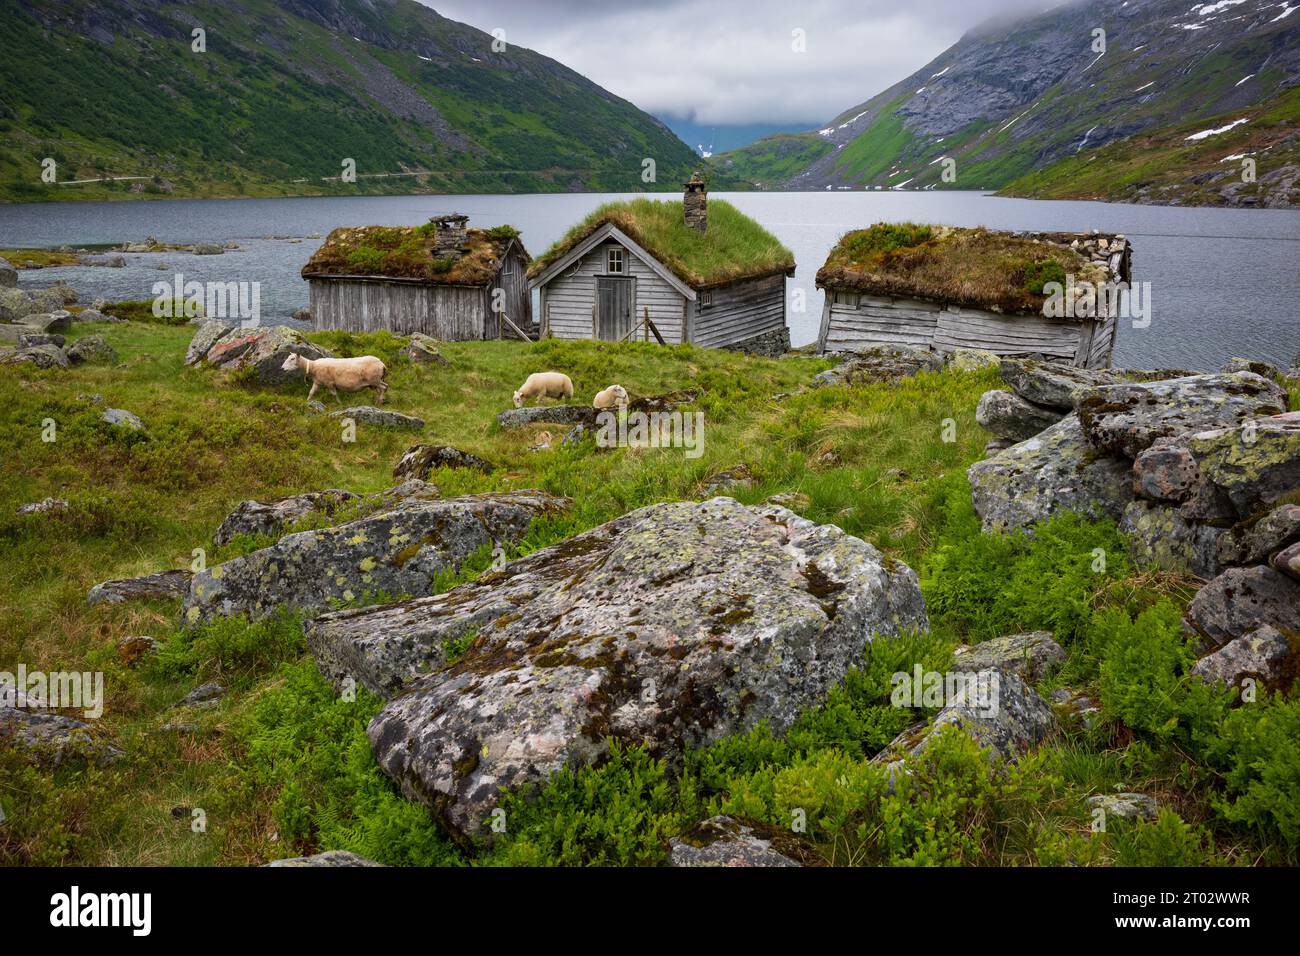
left=596, top=277, right=634, bottom=341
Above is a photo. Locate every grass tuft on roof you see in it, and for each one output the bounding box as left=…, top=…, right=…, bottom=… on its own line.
left=816, top=223, right=1106, bottom=313
left=528, top=198, right=795, bottom=288
left=302, top=224, right=527, bottom=285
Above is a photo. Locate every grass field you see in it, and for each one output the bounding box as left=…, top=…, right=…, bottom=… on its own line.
left=2, top=320, right=1298, bottom=867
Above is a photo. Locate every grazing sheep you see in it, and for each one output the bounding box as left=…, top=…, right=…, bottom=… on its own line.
left=593, top=384, right=629, bottom=410
left=281, top=352, right=388, bottom=404
left=513, top=371, right=574, bottom=408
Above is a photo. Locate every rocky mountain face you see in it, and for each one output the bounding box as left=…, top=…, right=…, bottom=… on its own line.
left=714, top=0, right=1300, bottom=206
left=0, top=0, right=705, bottom=201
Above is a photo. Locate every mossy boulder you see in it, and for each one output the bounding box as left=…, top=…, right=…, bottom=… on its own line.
left=1120, top=499, right=1223, bottom=578
left=348, top=497, right=927, bottom=847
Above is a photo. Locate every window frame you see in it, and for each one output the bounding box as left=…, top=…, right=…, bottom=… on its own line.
left=606, top=247, right=625, bottom=275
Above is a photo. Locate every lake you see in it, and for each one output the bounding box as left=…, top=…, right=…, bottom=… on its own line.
left=1, top=191, right=1297, bottom=370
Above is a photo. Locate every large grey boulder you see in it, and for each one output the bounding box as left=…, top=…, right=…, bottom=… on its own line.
left=1191, top=624, right=1292, bottom=691
left=1181, top=413, right=1300, bottom=523
left=952, top=631, right=1065, bottom=683
left=184, top=489, right=567, bottom=625
left=668, top=816, right=819, bottom=867
left=88, top=569, right=193, bottom=606
left=496, top=404, right=599, bottom=430
left=1075, top=372, right=1287, bottom=459
left=1000, top=358, right=1124, bottom=410
left=213, top=489, right=360, bottom=546
left=189, top=324, right=333, bottom=384
left=329, top=406, right=424, bottom=430
left=975, top=389, right=1065, bottom=442
left=967, top=415, right=1133, bottom=533
left=357, top=498, right=927, bottom=845
left=1184, top=565, right=1300, bottom=648
left=0, top=256, right=16, bottom=288
left=0, top=344, right=68, bottom=369
left=1120, top=500, right=1223, bottom=578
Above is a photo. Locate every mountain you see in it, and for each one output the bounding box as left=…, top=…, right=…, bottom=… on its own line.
left=0, top=0, right=714, bottom=202
left=712, top=0, right=1300, bottom=207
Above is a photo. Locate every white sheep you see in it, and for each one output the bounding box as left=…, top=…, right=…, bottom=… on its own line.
left=593, top=384, right=629, bottom=409
left=513, top=371, right=574, bottom=408
left=281, top=352, right=388, bottom=404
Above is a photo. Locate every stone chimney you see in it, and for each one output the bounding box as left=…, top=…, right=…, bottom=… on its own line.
left=430, top=213, right=470, bottom=257
left=683, top=171, right=707, bottom=234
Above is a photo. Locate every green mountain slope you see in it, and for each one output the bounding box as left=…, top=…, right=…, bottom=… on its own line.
left=0, top=0, right=713, bottom=202
left=712, top=0, right=1300, bottom=207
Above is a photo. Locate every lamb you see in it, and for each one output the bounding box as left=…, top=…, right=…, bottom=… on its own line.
left=593, top=384, right=629, bottom=410
left=513, top=371, right=574, bottom=408
left=281, top=352, right=388, bottom=404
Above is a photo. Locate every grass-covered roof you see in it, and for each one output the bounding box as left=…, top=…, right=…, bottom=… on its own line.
left=528, top=198, right=795, bottom=289
left=816, top=223, right=1106, bottom=313
left=302, top=224, right=527, bottom=285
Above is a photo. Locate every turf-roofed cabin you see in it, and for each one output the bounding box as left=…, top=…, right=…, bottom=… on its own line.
left=815, top=224, right=1132, bottom=369
left=301, top=214, right=531, bottom=339
left=527, top=175, right=796, bottom=355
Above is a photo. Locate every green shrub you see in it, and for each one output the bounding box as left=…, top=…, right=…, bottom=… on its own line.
left=1207, top=695, right=1300, bottom=847
left=146, top=610, right=306, bottom=690
left=1022, top=259, right=1068, bottom=295
left=1109, top=810, right=1223, bottom=867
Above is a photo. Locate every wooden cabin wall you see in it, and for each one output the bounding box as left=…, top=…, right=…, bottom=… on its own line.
left=309, top=280, right=490, bottom=339
left=818, top=293, right=1118, bottom=368
left=690, top=274, right=787, bottom=349
left=541, top=240, right=686, bottom=343
left=495, top=246, right=533, bottom=332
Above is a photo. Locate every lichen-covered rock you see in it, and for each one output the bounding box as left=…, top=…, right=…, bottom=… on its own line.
left=16, top=332, right=64, bottom=349
left=0, top=256, right=16, bottom=288
left=1222, top=357, right=1282, bottom=382
left=66, top=334, right=117, bottom=365
left=1181, top=413, right=1300, bottom=523
left=1191, top=624, right=1294, bottom=691
left=407, top=333, right=448, bottom=366
left=101, top=407, right=146, bottom=433
left=393, top=444, right=491, bottom=482
left=879, top=671, right=1055, bottom=764
left=947, top=347, right=999, bottom=371
left=329, top=406, right=425, bottom=430
left=88, top=569, right=192, bottom=606
left=177, top=681, right=226, bottom=708
left=1000, top=358, right=1124, bottom=410
left=701, top=464, right=755, bottom=496
left=184, top=490, right=567, bottom=625
left=16, top=497, right=68, bottom=516
left=1184, top=566, right=1300, bottom=648
left=1120, top=500, right=1223, bottom=578
left=0, top=702, right=123, bottom=767
left=813, top=345, right=944, bottom=387
left=975, top=389, right=1065, bottom=441
left=1274, top=541, right=1300, bottom=582
left=191, top=324, right=333, bottom=384
left=952, top=631, right=1065, bottom=682
left=1, top=343, right=69, bottom=369
left=668, top=816, right=820, bottom=867
left=1075, top=372, right=1287, bottom=459
left=1217, top=504, right=1300, bottom=566
left=213, top=489, right=360, bottom=546
left=1132, top=438, right=1201, bottom=503
left=265, top=850, right=384, bottom=867
left=1087, top=793, right=1158, bottom=823
left=359, top=498, right=928, bottom=845
left=967, top=415, right=1133, bottom=533
left=496, top=404, right=599, bottom=430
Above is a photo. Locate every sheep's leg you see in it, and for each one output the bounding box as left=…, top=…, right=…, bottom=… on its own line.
left=331, top=385, right=342, bottom=404
left=307, top=380, right=319, bottom=401
left=375, top=380, right=388, bottom=405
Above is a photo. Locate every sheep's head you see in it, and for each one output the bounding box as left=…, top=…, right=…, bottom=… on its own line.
left=610, top=384, right=629, bottom=406
left=281, top=352, right=303, bottom=373
left=512, top=389, right=523, bottom=408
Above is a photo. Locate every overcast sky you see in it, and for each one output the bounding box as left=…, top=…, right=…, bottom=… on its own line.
left=421, top=0, right=1064, bottom=127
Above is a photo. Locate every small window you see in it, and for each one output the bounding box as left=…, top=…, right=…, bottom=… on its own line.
left=607, top=247, right=624, bottom=274
left=833, top=291, right=860, bottom=307
left=699, top=290, right=713, bottom=309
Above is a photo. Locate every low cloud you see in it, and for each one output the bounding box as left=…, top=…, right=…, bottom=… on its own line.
left=423, top=0, right=1062, bottom=126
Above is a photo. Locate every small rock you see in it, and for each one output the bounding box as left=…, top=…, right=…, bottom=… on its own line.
left=177, top=681, right=225, bottom=709
left=192, top=243, right=224, bottom=256
left=1, top=344, right=69, bottom=369
left=1222, top=357, right=1282, bottom=381
left=329, top=406, right=425, bottom=430
left=291, top=307, right=313, bottom=323
left=117, top=635, right=159, bottom=667
left=1132, top=438, right=1201, bottom=503
left=0, top=256, right=16, bottom=288
left=496, top=404, right=599, bottom=430
left=947, top=347, right=1000, bottom=372
left=88, top=570, right=193, bottom=606
left=392, top=444, right=491, bottom=482
left=1273, top=541, right=1300, bottom=582
left=0, top=700, right=124, bottom=767
left=67, top=335, right=117, bottom=365
left=813, top=345, right=944, bottom=387
left=1191, top=624, right=1292, bottom=691
left=306, top=399, right=326, bottom=414
left=265, top=851, right=384, bottom=867
left=765, top=491, right=811, bottom=511
left=1086, top=793, right=1158, bottom=823
left=16, top=497, right=69, bottom=516
left=562, top=424, right=586, bottom=446
left=701, top=464, right=755, bottom=496
left=72, top=309, right=111, bottom=323
left=16, top=333, right=64, bottom=349
left=407, top=332, right=449, bottom=366
left=213, top=490, right=360, bottom=547
left=101, top=407, right=146, bottom=433
left=1217, top=504, right=1300, bottom=566
left=668, top=816, right=819, bottom=867
left=952, top=631, right=1065, bottom=682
